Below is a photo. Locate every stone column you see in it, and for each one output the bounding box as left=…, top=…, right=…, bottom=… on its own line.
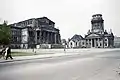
left=97, top=38, right=99, bottom=47
left=42, top=31, right=44, bottom=43
left=102, top=39, right=104, bottom=48
left=45, top=31, right=47, bottom=43
left=87, top=39, right=89, bottom=47
left=52, top=33, right=55, bottom=44
left=86, top=39, right=87, bottom=48
left=43, top=31, right=46, bottom=43
left=91, top=39, right=92, bottom=48
left=87, top=39, right=89, bottom=48
left=52, top=33, right=54, bottom=44
left=45, top=31, right=48, bottom=44
left=39, top=31, right=41, bottom=44
left=49, top=32, right=51, bottom=44
left=107, top=39, right=109, bottom=47
left=99, top=38, right=101, bottom=47
left=58, top=34, right=61, bottom=44
left=50, top=32, right=53, bottom=44
left=94, top=38, right=96, bottom=48
left=89, top=39, right=91, bottom=47
left=47, top=32, right=49, bottom=44
left=106, top=38, right=108, bottom=47
left=54, top=33, right=57, bottom=44
left=35, top=31, right=37, bottom=45
left=41, top=31, right=43, bottom=44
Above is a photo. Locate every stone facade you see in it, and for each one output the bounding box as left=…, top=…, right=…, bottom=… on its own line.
left=68, top=14, right=114, bottom=48
left=114, top=36, right=120, bottom=48
left=10, top=17, right=61, bottom=49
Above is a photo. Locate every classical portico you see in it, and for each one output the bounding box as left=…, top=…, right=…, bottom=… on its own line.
left=34, top=28, right=60, bottom=45
left=86, top=38, right=104, bottom=48
left=85, top=33, right=102, bottom=48
left=28, top=17, right=61, bottom=48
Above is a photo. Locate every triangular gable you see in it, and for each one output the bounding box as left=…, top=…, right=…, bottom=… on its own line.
left=71, top=34, right=84, bottom=41
left=41, top=17, right=55, bottom=24
left=85, top=33, right=100, bottom=38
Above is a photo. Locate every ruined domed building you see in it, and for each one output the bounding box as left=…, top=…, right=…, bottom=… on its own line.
left=68, top=14, right=114, bottom=48
left=85, top=14, right=114, bottom=48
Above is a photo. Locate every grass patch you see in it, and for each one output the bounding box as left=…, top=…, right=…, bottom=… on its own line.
left=11, top=52, right=35, bottom=57
left=11, top=52, right=55, bottom=57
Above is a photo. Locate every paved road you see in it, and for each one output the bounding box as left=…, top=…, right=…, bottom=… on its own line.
left=0, top=50, right=120, bottom=80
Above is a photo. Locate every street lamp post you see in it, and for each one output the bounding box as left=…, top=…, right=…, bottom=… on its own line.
left=32, top=19, right=37, bottom=54
left=63, top=43, right=66, bottom=52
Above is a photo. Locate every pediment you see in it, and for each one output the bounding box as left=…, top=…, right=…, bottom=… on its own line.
left=86, top=33, right=100, bottom=38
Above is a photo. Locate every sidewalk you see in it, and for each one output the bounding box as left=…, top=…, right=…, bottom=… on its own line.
left=0, top=52, right=78, bottom=63
left=0, top=48, right=120, bottom=63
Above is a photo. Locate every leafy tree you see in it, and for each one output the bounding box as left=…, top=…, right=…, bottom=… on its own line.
left=0, top=21, right=11, bottom=45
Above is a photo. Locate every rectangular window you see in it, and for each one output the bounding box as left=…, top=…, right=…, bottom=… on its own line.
left=82, top=42, right=84, bottom=45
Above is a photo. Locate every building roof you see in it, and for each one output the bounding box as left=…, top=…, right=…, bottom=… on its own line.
left=70, top=34, right=84, bottom=42
left=92, top=14, right=102, bottom=17
left=9, top=16, right=55, bottom=26
left=85, top=33, right=101, bottom=39
left=85, top=32, right=114, bottom=39
left=11, top=26, right=29, bottom=29
left=36, top=17, right=55, bottom=24
left=41, top=26, right=59, bottom=32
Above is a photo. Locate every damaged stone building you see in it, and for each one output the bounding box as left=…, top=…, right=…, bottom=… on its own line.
left=10, top=17, right=61, bottom=49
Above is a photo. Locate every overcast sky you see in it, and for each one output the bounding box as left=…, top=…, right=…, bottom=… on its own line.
left=0, top=0, right=120, bottom=39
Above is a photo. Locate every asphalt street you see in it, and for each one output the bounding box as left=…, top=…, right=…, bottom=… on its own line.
left=0, top=50, right=120, bottom=80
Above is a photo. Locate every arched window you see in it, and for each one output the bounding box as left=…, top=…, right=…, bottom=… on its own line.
left=105, top=38, right=107, bottom=41
left=105, top=43, right=107, bottom=46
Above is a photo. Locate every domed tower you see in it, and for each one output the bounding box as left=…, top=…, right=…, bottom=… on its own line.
left=91, top=14, right=104, bottom=34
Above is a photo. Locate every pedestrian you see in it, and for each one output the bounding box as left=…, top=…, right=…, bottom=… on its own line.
left=0, top=46, right=6, bottom=59
left=5, top=46, right=13, bottom=60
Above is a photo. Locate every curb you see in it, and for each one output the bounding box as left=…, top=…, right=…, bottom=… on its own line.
left=0, top=56, right=54, bottom=63
left=0, top=53, right=72, bottom=63
left=0, top=49, right=119, bottom=63
left=0, top=53, right=81, bottom=63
